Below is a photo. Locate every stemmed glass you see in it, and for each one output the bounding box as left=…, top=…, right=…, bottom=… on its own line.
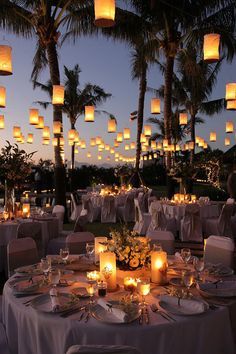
left=41, top=257, right=51, bottom=281
left=60, top=247, right=69, bottom=264
left=137, top=278, right=150, bottom=307
left=181, top=248, right=191, bottom=267
left=182, top=271, right=194, bottom=297
left=50, top=269, right=61, bottom=287
left=86, top=242, right=95, bottom=261
left=193, top=257, right=205, bottom=281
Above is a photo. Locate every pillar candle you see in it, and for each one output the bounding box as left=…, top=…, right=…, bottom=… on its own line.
left=151, top=251, right=168, bottom=285
left=100, top=251, right=116, bottom=291
left=95, top=237, right=107, bottom=263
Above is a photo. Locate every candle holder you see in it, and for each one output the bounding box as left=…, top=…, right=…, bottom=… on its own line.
left=137, top=278, right=150, bottom=307
left=151, top=251, right=168, bottom=285
left=86, top=271, right=101, bottom=283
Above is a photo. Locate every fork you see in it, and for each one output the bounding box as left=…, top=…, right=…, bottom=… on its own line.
left=150, top=303, right=176, bottom=322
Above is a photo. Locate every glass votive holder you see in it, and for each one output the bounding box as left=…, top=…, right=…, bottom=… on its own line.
left=86, top=271, right=101, bottom=283
left=97, top=280, right=107, bottom=297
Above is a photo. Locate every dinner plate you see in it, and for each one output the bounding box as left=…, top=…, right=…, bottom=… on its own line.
left=159, top=296, right=209, bottom=316
left=30, top=293, right=79, bottom=314
left=91, top=301, right=141, bottom=324
left=197, top=281, right=236, bottom=298
left=14, top=264, right=43, bottom=276
left=206, top=264, right=234, bottom=277
left=13, top=277, right=44, bottom=294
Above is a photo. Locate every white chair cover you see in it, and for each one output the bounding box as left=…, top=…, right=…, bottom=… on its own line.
left=17, top=221, right=43, bottom=256
left=133, top=199, right=151, bottom=235
left=117, top=194, right=135, bottom=223
left=180, top=204, right=202, bottom=242
left=70, top=193, right=81, bottom=221
left=137, top=193, right=146, bottom=213
left=81, top=196, right=100, bottom=223
left=146, top=230, right=175, bottom=254
left=66, top=232, right=94, bottom=254
left=0, top=323, right=10, bottom=354
left=204, top=236, right=235, bottom=268
left=147, top=201, right=167, bottom=232
left=101, top=196, right=116, bottom=223
left=148, top=196, right=157, bottom=211
left=7, top=237, right=39, bottom=277
left=226, top=198, right=235, bottom=204
left=52, top=205, right=65, bottom=232
left=204, top=204, right=234, bottom=237
left=66, top=345, right=141, bottom=354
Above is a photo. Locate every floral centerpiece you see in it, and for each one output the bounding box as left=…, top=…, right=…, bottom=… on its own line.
left=107, top=226, right=151, bottom=270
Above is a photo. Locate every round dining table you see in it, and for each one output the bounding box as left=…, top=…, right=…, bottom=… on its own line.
left=2, top=257, right=236, bottom=354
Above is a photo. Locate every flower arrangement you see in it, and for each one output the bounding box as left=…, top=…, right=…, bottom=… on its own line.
left=108, top=226, right=151, bottom=270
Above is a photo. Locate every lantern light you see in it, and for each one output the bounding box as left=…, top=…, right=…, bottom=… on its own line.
left=90, top=138, right=96, bottom=146
left=225, top=137, right=230, bottom=146
left=81, top=140, right=86, bottom=149
left=203, top=33, right=220, bottom=63
left=151, top=98, right=161, bottom=114
left=0, top=86, right=6, bottom=107
left=226, top=121, right=234, bottom=133
left=153, top=153, right=158, bottom=158
left=204, top=142, right=208, bottom=149
left=36, top=115, right=44, bottom=129
left=227, top=100, right=236, bottom=110
left=0, top=45, right=12, bottom=75
left=225, top=83, right=236, bottom=101
left=52, top=85, right=64, bottom=105
left=117, top=132, right=123, bottom=143
left=210, top=132, right=217, bottom=142
left=188, top=141, right=195, bottom=150
left=94, top=0, right=115, bottom=27
left=110, top=148, right=115, bottom=154
left=157, top=142, right=162, bottom=150
left=87, top=152, right=91, bottom=158
left=52, top=138, right=57, bottom=146
left=144, top=125, right=152, bottom=137
left=108, top=118, right=117, bottom=133
left=98, top=155, right=102, bottom=160
left=130, top=142, right=136, bottom=149
left=43, top=138, right=50, bottom=145
left=96, top=136, right=102, bottom=145
left=53, top=121, right=62, bottom=135
left=0, top=114, right=4, bottom=129
left=59, top=137, right=65, bottom=146
left=179, top=112, right=188, bottom=125
left=42, top=126, right=50, bottom=140
left=68, top=129, right=76, bottom=141
left=163, top=139, right=168, bottom=148
left=27, top=133, right=33, bottom=144
left=140, top=134, right=146, bottom=143
left=29, top=109, right=39, bottom=125
left=105, top=144, right=110, bottom=151
left=114, top=139, right=119, bottom=147
left=125, top=144, right=130, bottom=151
left=85, top=106, right=95, bottom=122
left=13, top=126, right=21, bottom=138
left=151, top=140, right=156, bottom=149
left=123, top=128, right=130, bottom=140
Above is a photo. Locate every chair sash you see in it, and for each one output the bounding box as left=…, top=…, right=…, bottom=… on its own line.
left=149, top=202, right=167, bottom=230
left=218, top=204, right=234, bottom=236
left=101, top=196, right=116, bottom=221
left=181, top=204, right=202, bottom=241
left=66, top=345, right=141, bottom=354
left=66, top=232, right=94, bottom=254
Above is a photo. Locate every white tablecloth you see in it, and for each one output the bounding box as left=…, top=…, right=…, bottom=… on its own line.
left=2, top=271, right=236, bottom=354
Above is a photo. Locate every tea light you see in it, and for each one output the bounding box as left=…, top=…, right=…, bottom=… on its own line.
left=87, top=284, right=95, bottom=297
left=87, top=271, right=101, bottom=283
left=151, top=251, right=168, bottom=285
left=95, top=237, right=107, bottom=263
left=123, top=277, right=138, bottom=292
left=22, top=203, right=30, bottom=217
left=191, top=195, right=197, bottom=202
left=100, top=251, right=116, bottom=291
left=138, top=280, right=150, bottom=296
left=3, top=211, right=8, bottom=221
left=180, top=194, right=185, bottom=203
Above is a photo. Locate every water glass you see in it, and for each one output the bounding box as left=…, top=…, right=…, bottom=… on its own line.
left=50, top=269, right=61, bottom=287
left=41, top=257, right=51, bottom=277
left=137, top=278, right=150, bottom=306
left=60, top=247, right=69, bottom=263
left=86, top=242, right=95, bottom=260
left=193, top=257, right=205, bottom=280
left=182, top=271, right=194, bottom=296
left=181, top=248, right=191, bottom=265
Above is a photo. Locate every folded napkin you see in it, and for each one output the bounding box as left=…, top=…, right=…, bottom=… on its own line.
left=160, top=295, right=206, bottom=314
left=13, top=277, right=41, bottom=293
left=97, top=299, right=129, bottom=322
left=199, top=281, right=236, bottom=297
left=174, top=252, right=184, bottom=263
left=49, top=288, right=61, bottom=312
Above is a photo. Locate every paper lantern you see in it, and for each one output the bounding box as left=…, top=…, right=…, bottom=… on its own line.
left=225, top=83, right=236, bottom=101
left=151, top=141, right=156, bottom=149
left=74, top=131, right=79, bottom=143
left=195, top=136, right=200, bottom=144
left=0, top=86, right=6, bottom=107
left=29, top=109, right=39, bottom=125
left=94, top=0, right=115, bottom=27
left=108, top=118, right=117, bottom=133
left=0, top=115, right=4, bottom=129
left=43, top=138, right=49, bottom=145
left=125, top=144, right=130, bottom=150
left=52, top=85, right=64, bottom=105
left=144, top=125, right=152, bottom=137
left=42, top=126, right=50, bottom=140
left=114, top=139, right=119, bottom=147
left=59, top=137, right=65, bottom=146
left=226, top=121, right=234, bottom=133
left=68, top=129, right=76, bottom=141
left=0, top=45, right=12, bottom=75
left=179, top=112, right=188, bottom=125
left=13, top=126, right=21, bottom=138
left=140, top=134, right=146, bottom=143
left=96, top=136, right=102, bottom=145
left=176, top=144, right=180, bottom=152
left=151, top=98, right=161, bottom=114
left=53, top=121, right=62, bottom=134
left=95, top=237, right=107, bottom=263
left=105, top=144, right=110, bottom=151
left=117, top=132, right=123, bottom=143
left=75, top=147, right=79, bottom=154
left=36, top=115, right=44, bottom=129
left=87, top=152, right=91, bottom=158
left=98, top=155, right=102, bottom=160
left=204, top=142, right=208, bottom=149
left=188, top=141, right=194, bottom=150
left=68, top=140, right=74, bottom=146
left=85, top=106, right=95, bottom=122
left=157, top=142, right=162, bottom=149
left=203, top=33, right=220, bottom=62
left=90, top=138, right=96, bottom=146
left=142, top=145, right=147, bottom=152
left=225, top=137, right=230, bottom=146
left=130, top=142, right=136, bottom=149
left=123, top=128, right=130, bottom=140
left=210, top=132, right=216, bottom=142
left=198, top=138, right=204, bottom=147
left=163, top=139, right=168, bottom=148
left=27, top=133, right=33, bottom=144
left=22, top=203, right=30, bottom=218
left=226, top=100, right=236, bottom=110
left=115, top=153, right=119, bottom=158
left=153, top=153, right=158, bottom=158
left=81, top=140, right=86, bottom=149
left=110, top=148, right=115, bottom=154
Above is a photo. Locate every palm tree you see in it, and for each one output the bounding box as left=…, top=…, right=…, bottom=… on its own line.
left=34, top=64, right=111, bottom=170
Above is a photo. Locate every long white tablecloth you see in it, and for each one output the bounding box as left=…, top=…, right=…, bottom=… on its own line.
left=2, top=270, right=236, bottom=354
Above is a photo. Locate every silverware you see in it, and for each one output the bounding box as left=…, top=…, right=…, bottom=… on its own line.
left=144, top=307, right=149, bottom=324
left=15, top=292, right=43, bottom=298
left=150, top=303, right=176, bottom=322
left=60, top=306, right=85, bottom=318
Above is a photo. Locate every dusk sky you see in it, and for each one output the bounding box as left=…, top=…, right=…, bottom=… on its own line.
left=0, top=28, right=235, bottom=166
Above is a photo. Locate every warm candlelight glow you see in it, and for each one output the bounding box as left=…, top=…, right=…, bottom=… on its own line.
left=29, top=108, right=39, bottom=125
left=203, top=33, right=220, bottom=62
left=85, top=106, right=95, bottom=122
left=52, top=85, right=64, bottom=105
left=0, top=86, right=6, bottom=107
left=87, top=271, right=101, bottom=282
left=123, top=277, right=138, bottom=292
left=117, top=132, right=123, bottom=143
left=226, top=121, right=234, bottom=133
left=0, top=115, right=4, bottom=129
left=53, top=121, right=62, bottom=135
left=87, top=284, right=95, bottom=296
left=95, top=237, right=107, bottom=263
left=151, top=251, right=168, bottom=284
left=0, top=45, right=12, bottom=75
left=22, top=203, right=30, bottom=218
left=138, top=282, right=150, bottom=296
left=225, top=83, right=236, bottom=101
left=107, top=118, right=117, bottom=133
left=151, top=98, right=161, bottom=114
left=210, top=132, right=216, bottom=142
left=94, top=0, right=115, bottom=27
left=123, top=128, right=130, bottom=140
left=179, top=112, right=188, bottom=125
left=100, top=251, right=116, bottom=291
left=226, top=100, right=236, bottom=110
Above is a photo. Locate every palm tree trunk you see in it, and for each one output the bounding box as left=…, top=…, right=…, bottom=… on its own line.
left=71, top=122, right=75, bottom=170
left=190, top=114, right=196, bottom=165
left=164, top=55, right=174, bottom=170
left=46, top=41, right=67, bottom=211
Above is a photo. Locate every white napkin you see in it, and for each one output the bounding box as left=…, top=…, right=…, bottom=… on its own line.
left=97, top=299, right=129, bottom=322
left=199, top=281, right=236, bottom=297
left=174, top=252, right=184, bottom=263
left=49, top=288, right=61, bottom=312
left=160, top=295, right=206, bottom=314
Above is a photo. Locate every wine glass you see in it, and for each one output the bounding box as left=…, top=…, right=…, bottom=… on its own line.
left=182, top=271, right=194, bottom=297
left=193, top=257, right=205, bottom=281
left=41, top=257, right=51, bottom=280
left=137, top=278, right=150, bottom=307
left=86, top=242, right=95, bottom=261
left=181, top=248, right=191, bottom=266
left=50, top=269, right=61, bottom=287
left=60, top=247, right=69, bottom=263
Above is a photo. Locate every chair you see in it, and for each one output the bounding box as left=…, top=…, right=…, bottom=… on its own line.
left=17, top=221, right=43, bottom=256
left=81, top=196, right=100, bottom=223
left=70, top=193, right=81, bottom=221
left=147, top=201, right=177, bottom=236
left=7, top=237, right=39, bottom=277
left=66, top=232, right=95, bottom=254
left=146, top=230, right=175, bottom=254
left=204, top=236, right=234, bottom=268
left=137, top=193, right=147, bottom=213
left=204, top=204, right=234, bottom=237
left=226, top=198, right=235, bottom=204
left=0, top=323, right=10, bottom=354
left=117, top=194, right=135, bottom=223
left=133, top=199, right=151, bottom=235
left=180, top=204, right=203, bottom=242
left=52, top=205, right=65, bottom=232
left=66, top=345, right=141, bottom=354
left=101, top=196, right=116, bottom=223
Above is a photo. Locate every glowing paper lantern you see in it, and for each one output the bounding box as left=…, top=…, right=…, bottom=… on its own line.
left=144, top=125, right=152, bottom=137
left=179, top=112, right=188, bottom=125
left=29, top=109, right=39, bottom=125
left=36, top=115, right=44, bottom=129
left=210, top=132, right=216, bottom=142
left=43, top=138, right=49, bottom=145
left=59, top=137, right=65, bottom=146
left=0, top=45, right=12, bottom=75
left=27, top=133, right=33, bottom=144
left=110, top=148, right=115, bottom=154
left=94, top=0, right=115, bottom=27
left=52, top=138, right=57, bottom=146
left=108, top=118, right=117, bottom=133
left=53, top=121, right=62, bottom=135
left=123, top=128, right=130, bottom=140
left=125, top=144, right=129, bottom=151
left=0, top=115, right=4, bottom=129
left=203, top=33, right=220, bottom=62
left=226, top=121, right=234, bottom=133
left=85, top=106, right=95, bottom=122
left=98, top=155, right=102, bottom=160
left=226, top=100, right=236, bottom=110
left=117, top=132, right=123, bottom=143
left=130, top=142, right=136, bottom=149
left=157, top=142, right=162, bottom=150
left=188, top=141, right=194, bottom=150
left=87, top=152, right=91, bottom=158
left=0, top=86, right=6, bottom=107
left=163, top=139, right=168, bottom=148
left=151, top=141, right=156, bottom=149
left=68, top=129, right=76, bottom=141
left=153, top=153, right=158, bottom=158
left=140, top=134, right=146, bottom=143
left=42, top=126, right=50, bottom=140
left=52, top=85, right=64, bottom=105
left=203, top=142, right=208, bottom=149
left=96, top=136, right=102, bottom=145
left=105, top=144, right=110, bottom=151
left=225, top=137, right=230, bottom=146
left=90, top=138, right=96, bottom=146
left=225, top=83, right=236, bottom=101
left=151, top=98, right=161, bottom=114
left=81, top=140, right=86, bottom=149
left=13, top=126, right=21, bottom=138
left=114, top=139, right=119, bottom=147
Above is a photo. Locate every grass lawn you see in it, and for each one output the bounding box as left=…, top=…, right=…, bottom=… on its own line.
left=63, top=221, right=135, bottom=237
